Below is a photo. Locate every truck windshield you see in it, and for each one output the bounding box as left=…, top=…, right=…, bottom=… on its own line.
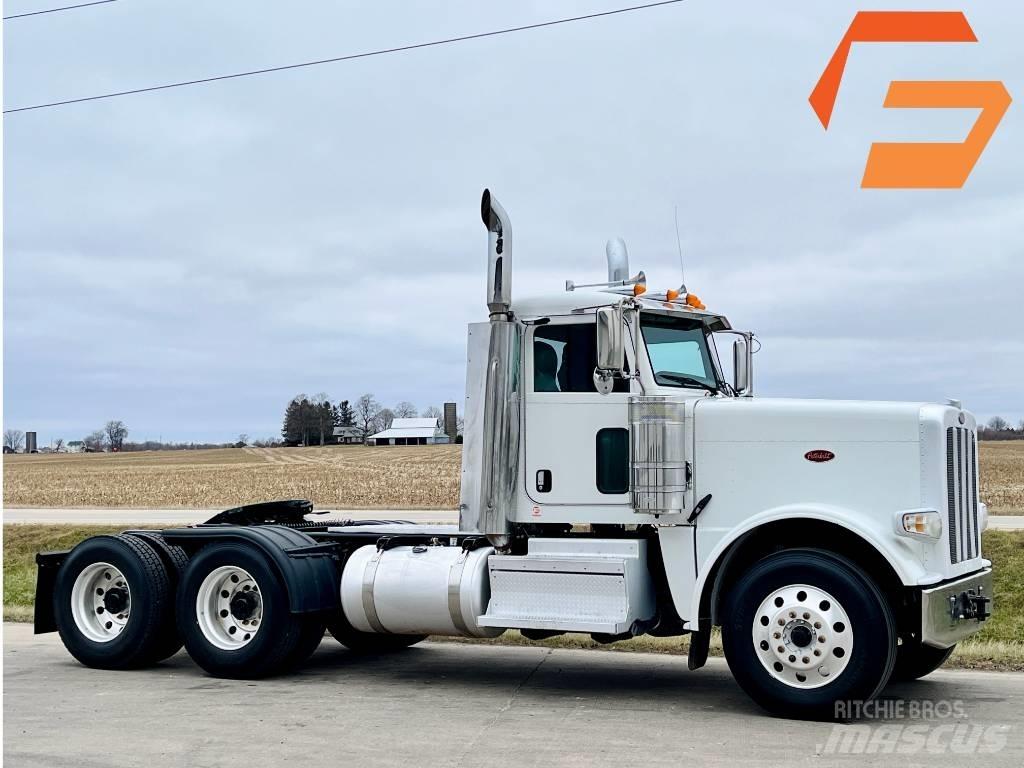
left=639, top=313, right=719, bottom=392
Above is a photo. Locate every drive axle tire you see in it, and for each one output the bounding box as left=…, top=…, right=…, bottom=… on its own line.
left=891, top=641, right=955, bottom=682
left=125, top=533, right=189, bottom=663
left=721, top=549, right=897, bottom=721
left=53, top=535, right=176, bottom=670
left=177, top=542, right=307, bottom=678
left=327, top=610, right=425, bottom=653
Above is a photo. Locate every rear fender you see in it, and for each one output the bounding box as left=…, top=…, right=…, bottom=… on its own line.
left=161, top=525, right=340, bottom=614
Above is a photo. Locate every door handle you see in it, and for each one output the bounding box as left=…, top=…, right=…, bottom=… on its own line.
left=536, top=469, right=552, bottom=493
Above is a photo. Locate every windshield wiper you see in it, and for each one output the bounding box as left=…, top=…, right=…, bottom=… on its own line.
left=654, top=372, right=719, bottom=393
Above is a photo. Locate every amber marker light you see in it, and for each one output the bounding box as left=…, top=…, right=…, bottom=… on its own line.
left=685, top=294, right=705, bottom=310
left=666, top=288, right=680, bottom=301
left=633, top=283, right=647, bottom=296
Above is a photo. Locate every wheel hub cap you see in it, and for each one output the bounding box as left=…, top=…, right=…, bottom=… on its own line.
left=70, top=562, right=131, bottom=643
left=196, top=565, right=263, bottom=651
left=752, top=584, right=853, bottom=689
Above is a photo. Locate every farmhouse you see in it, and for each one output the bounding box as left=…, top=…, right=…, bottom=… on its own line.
left=367, top=417, right=450, bottom=446
left=332, top=426, right=363, bottom=444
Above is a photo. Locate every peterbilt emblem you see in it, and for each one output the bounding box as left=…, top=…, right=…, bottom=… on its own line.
left=804, top=450, right=835, bottom=463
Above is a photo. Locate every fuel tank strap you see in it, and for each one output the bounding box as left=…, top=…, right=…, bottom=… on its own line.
left=447, top=549, right=472, bottom=636
left=361, top=549, right=388, bottom=633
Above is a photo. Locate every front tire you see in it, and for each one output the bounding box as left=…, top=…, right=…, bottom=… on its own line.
left=177, top=543, right=307, bottom=678
left=891, top=641, right=955, bottom=682
left=721, top=549, right=897, bottom=720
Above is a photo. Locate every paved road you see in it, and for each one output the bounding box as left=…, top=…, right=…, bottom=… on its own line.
left=988, top=515, right=1024, bottom=531
left=2, top=508, right=459, bottom=525
left=4, top=509, right=1022, bottom=531
left=3, top=623, right=1021, bottom=768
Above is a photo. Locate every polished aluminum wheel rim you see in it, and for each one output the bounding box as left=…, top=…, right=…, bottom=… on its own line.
left=196, top=565, right=263, bottom=650
left=751, top=584, right=853, bottom=689
left=71, top=562, right=131, bottom=643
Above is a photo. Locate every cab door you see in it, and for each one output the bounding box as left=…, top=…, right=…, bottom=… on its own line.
left=523, top=316, right=635, bottom=508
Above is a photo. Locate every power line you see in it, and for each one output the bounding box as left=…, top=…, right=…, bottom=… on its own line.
left=4, top=0, right=686, bottom=114
left=4, top=0, right=118, bottom=21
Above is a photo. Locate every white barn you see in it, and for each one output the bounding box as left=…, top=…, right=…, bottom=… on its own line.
left=368, top=417, right=450, bottom=446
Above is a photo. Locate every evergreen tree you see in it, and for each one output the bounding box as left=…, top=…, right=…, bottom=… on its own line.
left=336, top=399, right=355, bottom=427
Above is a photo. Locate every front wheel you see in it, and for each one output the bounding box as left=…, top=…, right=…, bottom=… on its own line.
left=721, top=549, right=897, bottom=720
left=891, top=641, right=955, bottom=682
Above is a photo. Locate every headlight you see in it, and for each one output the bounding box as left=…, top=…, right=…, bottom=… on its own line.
left=896, top=510, right=942, bottom=539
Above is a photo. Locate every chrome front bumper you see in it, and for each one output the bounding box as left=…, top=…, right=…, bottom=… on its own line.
left=921, top=568, right=993, bottom=649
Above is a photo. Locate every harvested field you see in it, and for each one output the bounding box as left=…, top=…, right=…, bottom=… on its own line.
left=2, top=445, right=461, bottom=509
left=980, top=441, right=1024, bottom=514
left=3, top=442, right=1020, bottom=512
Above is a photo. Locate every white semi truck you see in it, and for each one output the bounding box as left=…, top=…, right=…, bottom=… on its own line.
left=35, top=190, right=993, bottom=720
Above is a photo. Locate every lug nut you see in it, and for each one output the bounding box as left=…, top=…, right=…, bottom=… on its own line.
left=773, top=632, right=781, bottom=639
left=789, top=611, right=796, bottom=619
left=818, top=635, right=826, bottom=643
left=777, top=645, right=785, bottom=653
left=814, top=622, right=821, bottom=629
left=802, top=656, right=809, bottom=664
left=778, top=619, right=785, bottom=626
left=814, top=649, right=821, bottom=657
left=802, top=612, right=810, bottom=620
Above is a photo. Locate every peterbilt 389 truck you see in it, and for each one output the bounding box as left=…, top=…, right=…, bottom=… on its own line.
left=35, top=190, right=993, bottom=720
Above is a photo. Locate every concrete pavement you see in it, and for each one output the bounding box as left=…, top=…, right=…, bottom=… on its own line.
left=988, top=515, right=1024, bottom=531
left=2, top=508, right=459, bottom=525
left=3, top=623, right=1021, bottom=767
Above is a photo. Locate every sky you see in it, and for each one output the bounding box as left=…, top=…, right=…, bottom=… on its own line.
left=3, top=0, right=1022, bottom=444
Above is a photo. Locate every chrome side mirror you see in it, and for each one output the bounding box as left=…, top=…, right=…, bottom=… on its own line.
left=594, top=305, right=626, bottom=395
left=733, top=338, right=750, bottom=395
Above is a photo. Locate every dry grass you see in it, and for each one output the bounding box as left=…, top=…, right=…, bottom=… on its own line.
left=979, top=441, right=1024, bottom=514
left=2, top=446, right=461, bottom=509
left=3, top=441, right=1020, bottom=513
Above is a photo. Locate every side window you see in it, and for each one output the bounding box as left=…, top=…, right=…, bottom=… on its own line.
left=596, top=428, right=629, bottom=494
left=533, top=323, right=629, bottom=393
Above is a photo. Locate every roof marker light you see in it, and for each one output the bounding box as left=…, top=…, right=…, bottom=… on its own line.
left=633, top=283, right=647, bottom=297
left=666, top=288, right=680, bottom=302
left=685, top=293, right=705, bottom=310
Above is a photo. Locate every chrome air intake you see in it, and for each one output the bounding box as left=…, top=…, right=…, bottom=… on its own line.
left=629, top=396, right=689, bottom=515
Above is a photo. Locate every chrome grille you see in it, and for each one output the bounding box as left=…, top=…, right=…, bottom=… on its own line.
left=946, top=426, right=979, bottom=563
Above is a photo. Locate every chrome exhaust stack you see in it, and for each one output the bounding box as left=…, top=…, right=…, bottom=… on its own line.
left=606, top=237, right=630, bottom=283
left=481, top=189, right=512, bottom=317
left=463, top=190, right=521, bottom=549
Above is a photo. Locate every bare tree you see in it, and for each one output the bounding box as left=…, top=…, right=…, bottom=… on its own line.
left=374, top=408, right=395, bottom=433
left=354, top=394, right=380, bottom=440
left=987, top=416, right=1009, bottom=431
left=4, top=429, right=25, bottom=452
left=421, top=406, right=442, bottom=421
left=393, top=401, right=418, bottom=419
left=84, top=430, right=106, bottom=452
left=104, top=420, right=129, bottom=451
left=53, top=438, right=65, bottom=452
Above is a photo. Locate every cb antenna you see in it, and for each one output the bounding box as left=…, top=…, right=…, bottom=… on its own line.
left=673, top=205, right=686, bottom=292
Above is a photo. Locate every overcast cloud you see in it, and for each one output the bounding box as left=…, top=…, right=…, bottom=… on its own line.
left=3, top=0, right=1021, bottom=444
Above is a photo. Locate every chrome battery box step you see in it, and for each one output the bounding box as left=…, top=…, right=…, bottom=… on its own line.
left=478, top=538, right=655, bottom=634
